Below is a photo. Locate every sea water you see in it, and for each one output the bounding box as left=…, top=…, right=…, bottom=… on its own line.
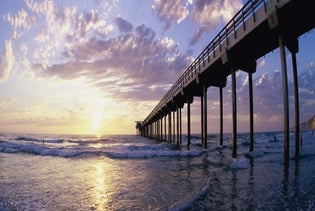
left=0, top=131, right=315, bottom=210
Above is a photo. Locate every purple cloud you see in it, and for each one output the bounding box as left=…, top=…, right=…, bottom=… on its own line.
left=190, top=0, right=243, bottom=45
left=34, top=23, right=191, bottom=101
left=114, top=17, right=133, bottom=33
left=152, top=0, right=191, bottom=30
left=152, top=0, right=242, bottom=45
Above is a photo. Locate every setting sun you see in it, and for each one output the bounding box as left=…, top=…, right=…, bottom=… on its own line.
left=89, top=110, right=104, bottom=136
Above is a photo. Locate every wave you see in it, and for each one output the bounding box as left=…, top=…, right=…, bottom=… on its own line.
left=229, top=156, right=250, bottom=169
left=0, top=131, right=304, bottom=160
left=106, top=148, right=207, bottom=159
left=169, top=182, right=211, bottom=211
left=0, top=140, right=207, bottom=159
left=0, top=141, right=83, bottom=157
left=16, top=136, right=64, bottom=143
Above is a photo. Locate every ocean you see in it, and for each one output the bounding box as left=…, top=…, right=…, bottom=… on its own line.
left=1, top=131, right=315, bottom=210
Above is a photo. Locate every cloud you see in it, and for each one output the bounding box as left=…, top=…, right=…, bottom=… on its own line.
left=258, top=59, right=266, bottom=68
left=0, top=40, right=14, bottom=82
left=152, top=0, right=191, bottom=29
left=33, top=23, right=190, bottom=101
left=5, top=0, right=188, bottom=102
left=23, top=0, right=107, bottom=47
left=190, top=0, right=243, bottom=45
left=114, top=17, right=133, bottom=33
left=5, top=0, right=115, bottom=69
left=3, top=8, right=35, bottom=39
left=0, top=98, right=15, bottom=111
left=297, top=63, right=315, bottom=120
left=161, top=37, right=176, bottom=49
left=152, top=0, right=242, bottom=45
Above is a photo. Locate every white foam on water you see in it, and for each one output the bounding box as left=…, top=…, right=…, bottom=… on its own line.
left=229, top=156, right=250, bottom=169
left=168, top=181, right=212, bottom=211
left=0, top=136, right=207, bottom=159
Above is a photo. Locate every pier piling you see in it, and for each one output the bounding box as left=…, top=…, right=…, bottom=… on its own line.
left=279, top=35, right=290, bottom=165
left=176, top=106, right=180, bottom=145
left=168, top=109, right=172, bottom=143
left=173, top=110, right=175, bottom=143
left=187, top=97, right=191, bottom=149
left=287, top=38, right=300, bottom=160
left=249, top=72, right=254, bottom=152
left=201, top=96, right=204, bottom=146
left=164, top=114, right=167, bottom=141
left=232, top=68, right=237, bottom=158
left=202, top=84, right=208, bottom=149
left=220, top=87, right=223, bottom=145
left=180, top=108, right=182, bottom=144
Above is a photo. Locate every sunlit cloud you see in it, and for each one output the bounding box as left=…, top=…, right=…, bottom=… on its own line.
left=0, top=40, right=14, bottom=82
left=190, top=0, right=243, bottom=45
left=152, top=0, right=191, bottom=29
left=0, top=98, right=15, bottom=111
left=258, top=59, right=266, bottom=68
left=33, top=20, right=189, bottom=101
left=152, top=0, right=243, bottom=45
left=3, top=8, right=35, bottom=40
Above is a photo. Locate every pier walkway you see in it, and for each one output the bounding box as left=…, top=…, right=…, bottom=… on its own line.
left=137, top=0, right=315, bottom=164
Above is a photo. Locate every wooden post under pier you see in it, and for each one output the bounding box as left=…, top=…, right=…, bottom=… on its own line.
left=164, top=115, right=167, bottom=141
left=168, top=109, right=172, bottom=143
left=249, top=72, right=254, bottom=152
left=179, top=107, right=182, bottom=144
left=279, top=35, right=290, bottom=166
left=292, top=51, right=300, bottom=160
left=232, top=68, right=237, bottom=158
left=187, top=97, right=191, bottom=149
left=220, top=87, right=223, bottom=145
left=201, top=95, right=204, bottom=146
left=202, top=84, right=208, bottom=149
left=160, top=116, right=163, bottom=141
left=176, top=106, right=180, bottom=145
left=286, top=38, right=300, bottom=160
left=173, top=110, right=175, bottom=143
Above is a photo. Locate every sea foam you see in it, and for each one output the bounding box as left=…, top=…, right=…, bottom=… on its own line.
left=229, top=156, right=250, bottom=169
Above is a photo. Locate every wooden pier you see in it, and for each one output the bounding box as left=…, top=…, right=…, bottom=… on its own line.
left=137, top=0, right=315, bottom=165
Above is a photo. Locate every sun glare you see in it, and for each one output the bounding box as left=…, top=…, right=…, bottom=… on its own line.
left=90, top=110, right=104, bottom=136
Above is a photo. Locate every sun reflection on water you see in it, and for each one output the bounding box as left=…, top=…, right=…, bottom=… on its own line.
left=91, top=161, right=112, bottom=210
left=95, top=163, right=105, bottom=190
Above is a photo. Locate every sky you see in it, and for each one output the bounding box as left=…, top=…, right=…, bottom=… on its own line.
left=0, top=0, right=315, bottom=136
